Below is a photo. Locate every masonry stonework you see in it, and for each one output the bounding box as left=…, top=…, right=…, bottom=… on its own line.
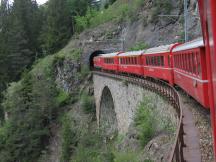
left=93, top=74, right=177, bottom=135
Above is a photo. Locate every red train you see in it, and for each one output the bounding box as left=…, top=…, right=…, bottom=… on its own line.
left=93, top=38, right=209, bottom=108
left=94, top=0, right=216, bottom=158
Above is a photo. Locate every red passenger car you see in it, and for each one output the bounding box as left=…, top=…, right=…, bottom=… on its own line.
left=198, top=0, right=216, bottom=158
left=100, top=52, right=122, bottom=72
left=172, top=38, right=209, bottom=108
left=142, top=44, right=177, bottom=85
left=118, top=51, right=144, bottom=76
left=93, top=56, right=103, bottom=69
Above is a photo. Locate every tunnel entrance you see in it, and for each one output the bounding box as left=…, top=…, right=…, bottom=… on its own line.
left=89, top=50, right=106, bottom=70
left=100, top=86, right=118, bottom=137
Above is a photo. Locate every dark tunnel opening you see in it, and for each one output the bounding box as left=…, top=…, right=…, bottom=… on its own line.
left=89, top=50, right=106, bottom=70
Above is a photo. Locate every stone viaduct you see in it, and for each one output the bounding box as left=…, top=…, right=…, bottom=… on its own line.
left=93, top=74, right=176, bottom=135
left=83, top=40, right=176, bottom=135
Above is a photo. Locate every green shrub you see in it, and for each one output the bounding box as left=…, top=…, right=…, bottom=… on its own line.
left=129, top=42, right=149, bottom=51
left=144, top=160, right=154, bottom=162
left=135, top=98, right=156, bottom=146
left=56, top=90, right=70, bottom=106
left=71, top=131, right=103, bottom=162
left=0, top=54, right=61, bottom=162
left=113, top=151, right=139, bottom=162
left=60, top=115, right=76, bottom=162
left=80, top=92, right=95, bottom=114
left=150, top=0, right=173, bottom=23
left=80, top=65, right=90, bottom=79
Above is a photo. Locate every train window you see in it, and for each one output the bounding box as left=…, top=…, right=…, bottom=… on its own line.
left=188, top=54, right=191, bottom=73
left=188, top=54, right=191, bottom=72
left=187, top=54, right=189, bottom=72
left=178, top=55, right=180, bottom=68
left=161, top=56, right=164, bottom=66
left=197, top=52, right=201, bottom=77
left=182, top=55, right=185, bottom=70
left=190, top=53, right=193, bottom=73
left=177, top=54, right=182, bottom=68
left=168, top=56, right=170, bottom=66
left=181, top=54, right=183, bottom=69
left=179, top=55, right=181, bottom=68
left=157, top=57, right=161, bottom=66
left=146, top=57, right=149, bottom=65
left=183, top=54, right=186, bottom=71
left=186, top=54, right=188, bottom=71
left=155, top=57, right=157, bottom=65
left=192, top=53, right=196, bottom=74
left=176, top=55, right=178, bottom=68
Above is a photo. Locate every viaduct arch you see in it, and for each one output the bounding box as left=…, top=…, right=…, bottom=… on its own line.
left=93, top=74, right=177, bottom=134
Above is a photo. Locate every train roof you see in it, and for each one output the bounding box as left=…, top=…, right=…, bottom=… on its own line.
left=99, top=52, right=120, bottom=58
left=118, top=50, right=144, bottom=57
left=145, top=44, right=175, bottom=54
left=173, top=37, right=204, bottom=52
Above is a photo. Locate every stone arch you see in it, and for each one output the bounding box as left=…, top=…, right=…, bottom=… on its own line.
left=99, top=86, right=118, bottom=137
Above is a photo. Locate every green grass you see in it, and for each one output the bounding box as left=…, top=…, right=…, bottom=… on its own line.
left=60, top=114, right=76, bottom=162
left=71, top=131, right=141, bottom=162
left=75, top=0, right=146, bottom=33
left=56, top=89, right=70, bottom=106
left=134, top=97, right=156, bottom=146
left=80, top=92, right=95, bottom=114
left=113, top=151, right=139, bottom=162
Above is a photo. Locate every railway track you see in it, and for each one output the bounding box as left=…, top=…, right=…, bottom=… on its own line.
left=93, top=70, right=202, bottom=162
left=178, top=90, right=213, bottom=162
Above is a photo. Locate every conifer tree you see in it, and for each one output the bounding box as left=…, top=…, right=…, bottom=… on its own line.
left=5, top=0, right=41, bottom=80
left=41, top=0, right=72, bottom=54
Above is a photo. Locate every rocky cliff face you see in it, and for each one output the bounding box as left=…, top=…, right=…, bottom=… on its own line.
left=54, top=0, right=201, bottom=93
left=55, top=58, right=81, bottom=94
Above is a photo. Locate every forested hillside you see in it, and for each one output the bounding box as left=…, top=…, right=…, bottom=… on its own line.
left=0, top=0, right=201, bottom=161
left=0, top=0, right=118, bottom=161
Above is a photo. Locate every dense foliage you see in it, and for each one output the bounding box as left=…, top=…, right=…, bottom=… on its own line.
left=0, top=56, right=59, bottom=161
left=0, top=0, right=173, bottom=161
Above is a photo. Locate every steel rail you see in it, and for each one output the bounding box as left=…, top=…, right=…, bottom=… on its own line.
left=92, top=70, right=184, bottom=161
